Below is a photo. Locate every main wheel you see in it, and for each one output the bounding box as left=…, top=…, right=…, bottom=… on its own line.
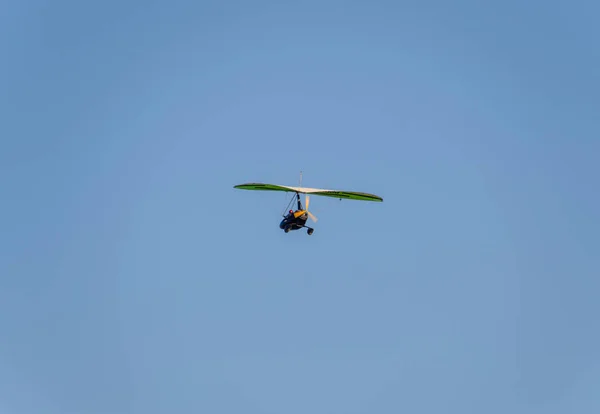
left=284, top=227, right=290, bottom=233
left=307, top=228, right=314, bottom=235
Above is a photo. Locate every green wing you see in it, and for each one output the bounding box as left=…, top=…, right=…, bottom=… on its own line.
left=234, top=183, right=383, bottom=202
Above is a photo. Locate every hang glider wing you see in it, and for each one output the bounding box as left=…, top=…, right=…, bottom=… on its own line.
left=234, top=183, right=383, bottom=202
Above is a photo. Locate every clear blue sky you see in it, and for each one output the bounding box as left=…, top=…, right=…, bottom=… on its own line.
left=1, top=1, right=599, bottom=413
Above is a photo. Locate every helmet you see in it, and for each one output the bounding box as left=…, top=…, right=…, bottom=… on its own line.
left=289, top=210, right=293, bottom=214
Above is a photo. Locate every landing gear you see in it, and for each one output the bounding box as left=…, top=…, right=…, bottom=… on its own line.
left=307, top=228, right=314, bottom=235
left=284, top=227, right=290, bottom=233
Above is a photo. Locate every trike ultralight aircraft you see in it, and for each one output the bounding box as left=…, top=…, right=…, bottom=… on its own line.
left=234, top=178, right=383, bottom=235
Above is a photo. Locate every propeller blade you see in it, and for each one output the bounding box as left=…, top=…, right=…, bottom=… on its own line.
left=304, top=195, right=318, bottom=222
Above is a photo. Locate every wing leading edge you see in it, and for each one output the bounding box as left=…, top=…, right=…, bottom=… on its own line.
left=234, top=182, right=383, bottom=202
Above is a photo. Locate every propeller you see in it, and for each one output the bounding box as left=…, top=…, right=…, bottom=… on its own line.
left=304, top=194, right=318, bottom=222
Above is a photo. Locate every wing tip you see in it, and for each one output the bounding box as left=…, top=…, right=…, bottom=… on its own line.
left=234, top=182, right=263, bottom=188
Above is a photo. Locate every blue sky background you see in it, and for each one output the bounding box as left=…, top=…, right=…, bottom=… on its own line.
left=1, top=0, right=599, bottom=413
